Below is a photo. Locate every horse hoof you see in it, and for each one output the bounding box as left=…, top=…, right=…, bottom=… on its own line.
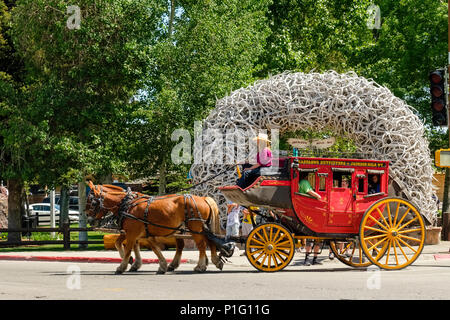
left=167, top=265, right=175, bottom=272
left=129, top=266, right=139, bottom=272
left=128, top=257, right=134, bottom=265
left=115, top=269, right=124, bottom=275
left=194, top=266, right=207, bottom=273
left=156, top=269, right=166, bottom=275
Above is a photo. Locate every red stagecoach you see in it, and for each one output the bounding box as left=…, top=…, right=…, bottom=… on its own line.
left=218, top=156, right=426, bottom=272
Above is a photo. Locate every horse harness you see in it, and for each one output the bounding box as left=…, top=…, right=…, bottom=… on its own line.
left=114, top=192, right=210, bottom=237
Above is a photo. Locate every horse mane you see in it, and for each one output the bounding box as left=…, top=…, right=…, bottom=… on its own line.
left=103, top=184, right=127, bottom=192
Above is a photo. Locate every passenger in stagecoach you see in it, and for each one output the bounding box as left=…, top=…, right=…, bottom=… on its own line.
left=368, top=175, right=381, bottom=194
left=236, top=133, right=273, bottom=189
left=298, top=172, right=321, bottom=200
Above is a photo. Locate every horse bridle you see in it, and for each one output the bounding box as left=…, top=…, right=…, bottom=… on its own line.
left=86, top=185, right=122, bottom=219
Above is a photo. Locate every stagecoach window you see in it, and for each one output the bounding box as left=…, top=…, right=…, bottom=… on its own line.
left=307, top=173, right=316, bottom=189
left=332, top=172, right=352, bottom=188
left=368, top=174, right=382, bottom=194
left=319, top=176, right=326, bottom=191
left=358, top=178, right=364, bottom=193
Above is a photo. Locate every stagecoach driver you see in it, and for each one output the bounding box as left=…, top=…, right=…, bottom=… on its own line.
left=236, top=133, right=273, bottom=189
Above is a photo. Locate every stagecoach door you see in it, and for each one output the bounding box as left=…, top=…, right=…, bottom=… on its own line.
left=328, top=168, right=355, bottom=227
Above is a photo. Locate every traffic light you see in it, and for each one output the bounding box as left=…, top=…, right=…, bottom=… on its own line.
left=429, top=69, right=447, bottom=126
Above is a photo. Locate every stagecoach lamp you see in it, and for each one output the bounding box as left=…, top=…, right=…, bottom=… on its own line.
left=435, top=149, right=450, bottom=167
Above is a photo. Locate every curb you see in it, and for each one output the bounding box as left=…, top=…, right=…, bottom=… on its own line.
left=0, top=255, right=188, bottom=264
left=434, top=254, right=450, bottom=260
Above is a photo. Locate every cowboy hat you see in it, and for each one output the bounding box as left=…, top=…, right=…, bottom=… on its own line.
left=252, top=132, right=271, bottom=142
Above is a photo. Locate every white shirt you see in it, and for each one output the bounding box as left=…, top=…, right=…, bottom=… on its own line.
left=227, top=205, right=241, bottom=226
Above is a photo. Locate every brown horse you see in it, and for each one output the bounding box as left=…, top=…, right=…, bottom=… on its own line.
left=85, top=182, right=224, bottom=274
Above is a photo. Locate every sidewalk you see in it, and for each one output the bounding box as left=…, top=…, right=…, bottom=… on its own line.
left=0, top=241, right=449, bottom=265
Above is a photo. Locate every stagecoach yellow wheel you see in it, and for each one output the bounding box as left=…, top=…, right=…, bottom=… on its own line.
left=246, top=223, right=295, bottom=272
left=359, top=197, right=425, bottom=270
left=329, top=240, right=372, bottom=268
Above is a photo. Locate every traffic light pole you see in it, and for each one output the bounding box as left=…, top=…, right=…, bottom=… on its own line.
left=445, top=1, right=450, bottom=241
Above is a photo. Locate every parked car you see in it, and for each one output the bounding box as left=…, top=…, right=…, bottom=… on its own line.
left=42, top=196, right=79, bottom=211
left=28, top=203, right=79, bottom=226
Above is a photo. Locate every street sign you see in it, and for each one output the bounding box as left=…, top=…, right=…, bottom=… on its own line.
left=435, top=149, right=450, bottom=167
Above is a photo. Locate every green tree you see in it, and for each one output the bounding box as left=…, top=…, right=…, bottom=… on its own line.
left=126, top=0, right=271, bottom=193
left=4, top=0, right=164, bottom=230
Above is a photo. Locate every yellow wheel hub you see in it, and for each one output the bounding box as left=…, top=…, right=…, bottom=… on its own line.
left=359, top=197, right=425, bottom=270
left=245, top=223, right=295, bottom=272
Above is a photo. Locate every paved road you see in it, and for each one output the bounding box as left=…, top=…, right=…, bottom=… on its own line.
left=0, top=246, right=449, bottom=301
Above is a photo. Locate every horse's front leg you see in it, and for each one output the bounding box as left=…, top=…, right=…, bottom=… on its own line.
left=207, top=239, right=224, bottom=271
left=115, top=232, right=134, bottom=265
left=129, top=241, right=142, bottom=272
left=192, top=234, right=209, bottom=273
left=168, top=238, right=185, bottom=272
left=115, top=236, right=136, bottom=274
left=147, top=237, right=168, bottom=274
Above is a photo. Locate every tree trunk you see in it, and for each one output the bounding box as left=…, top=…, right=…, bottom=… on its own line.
left=168, top=0, right=175, bottom=36
left=78, top=181, right=88, bottom=249
left=158, top=156, right=167, bottom=195
left=7, top=178, right=23, bottom=243
left=59, top=187, right=70, bottom=225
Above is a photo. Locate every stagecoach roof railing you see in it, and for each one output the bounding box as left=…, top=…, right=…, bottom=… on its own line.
left=292, top=150, right=388, bottom=161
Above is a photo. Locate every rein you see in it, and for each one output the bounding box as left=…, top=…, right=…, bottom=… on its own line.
left=91, top=188, right=208, bottom=236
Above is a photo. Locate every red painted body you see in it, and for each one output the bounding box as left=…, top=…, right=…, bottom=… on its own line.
left=219, top=156, right=389, bottom=236
left=288, top=157, right=388, bottom=235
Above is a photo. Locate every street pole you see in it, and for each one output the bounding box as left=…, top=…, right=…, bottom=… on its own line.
left=50, top=189, right=55, bottom=238
left=445, top=0, right=450, bottom=241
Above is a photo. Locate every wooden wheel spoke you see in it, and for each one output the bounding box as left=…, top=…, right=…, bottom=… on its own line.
left=368, top=214, right=389, bottom=231
left=396, top=237, right=418, bottom=254
left=367, top=236, right=388, bottom=252
left=394, top=238, right=409, bottom=261
left=249, top=248, right=264, bottom=256
left=274, top=251, right=285, bottom=264
left=248, top=244, right=264, bottom=249
left=262, top=227, right=269, bottom=242
left=364, top=234, right=387, bottom=241
left=393, top=202, right=400, bottom=227
left=276, top=240, right=292, bottom=248
left=394, top=208, right=411, bottom=229
left=385, top=239, right=392, bottom=265
left=386, top=203, right=393, bottom=227
left=260, top=253, right=269, bottom=266
left=272, top=228, right=281, bottom=243
left=398, top=227, right=422, bottom=235
left=376, top=207, right=391, bottom=229
left=392, top=239, right=399, bottom=265
left=274, top=233, right=288, bottom=245
left=364, top=225, right=388, bottom=233
left=398, top=234, right=421, bottom=243
left=396, top=216, right=419, bottom=232
left=250, top=237, right=265, bottom=246
left=276, top=249, right=290, bottom=258
left=253, top=250, right=266, bottom=262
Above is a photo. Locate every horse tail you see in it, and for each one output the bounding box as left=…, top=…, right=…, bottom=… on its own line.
left=204, top=197, right=221, bottom=235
